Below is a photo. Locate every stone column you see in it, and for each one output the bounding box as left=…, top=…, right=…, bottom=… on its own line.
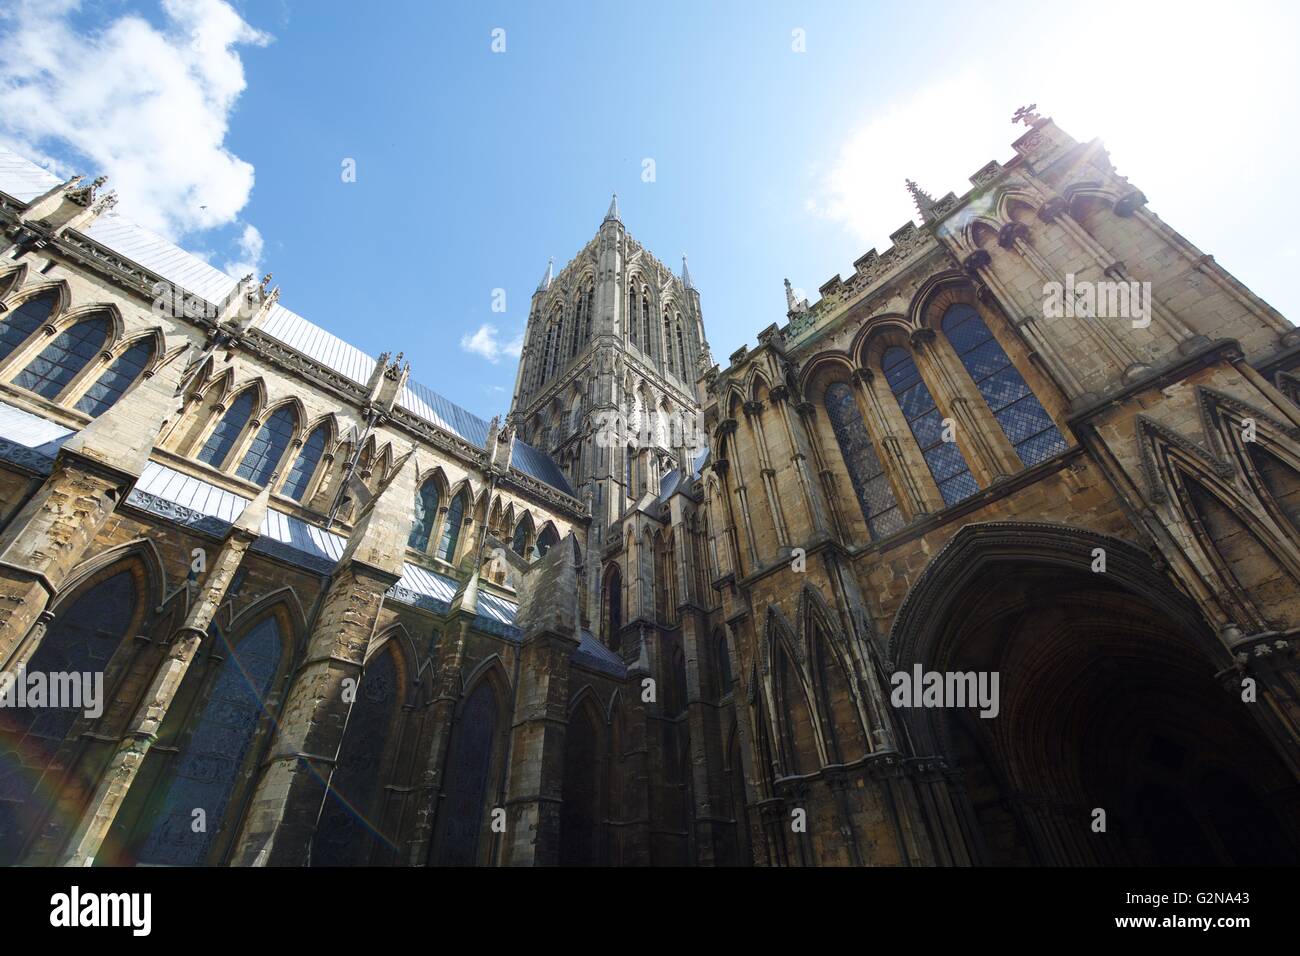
left=55, top=484, right=271, bottom=866
left=229, top=448, right=418, bottom=866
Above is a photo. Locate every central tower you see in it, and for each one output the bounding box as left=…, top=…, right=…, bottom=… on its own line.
left=509, top=196, right=710, bottom=613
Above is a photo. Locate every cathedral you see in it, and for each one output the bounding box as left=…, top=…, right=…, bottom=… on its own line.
left=0, top=109, right=1297, bottom=867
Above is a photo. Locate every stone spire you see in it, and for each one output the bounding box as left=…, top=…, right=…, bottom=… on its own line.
left=681, top=254, right=693, bottom=290
left=906, top=178, right=938, bottom=223
left=536, top=256, right=554, bottom=293
left=604, top=192, right=620, bottom=223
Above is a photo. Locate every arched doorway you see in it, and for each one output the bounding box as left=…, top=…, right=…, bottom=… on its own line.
left=890, top=523, right=1299, bottom=866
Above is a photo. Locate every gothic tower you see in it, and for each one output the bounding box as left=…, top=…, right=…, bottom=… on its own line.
left=510, top=196, right=710, bottom=627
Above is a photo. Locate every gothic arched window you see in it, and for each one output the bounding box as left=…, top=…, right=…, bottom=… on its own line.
left=941, top=304, right=1068, bottom=467
left=717, top=631, right=733, bottom=694
left=0, top=568, right=139, bottom=865
left=197, top=389, right=256, bottom=468
left=74, top=339, right=153, bottom=417
left=14, top=315, right=109, bottom=399
left=824, top=381, right=903, bottom=539
left=676, top=320, right=687, bottom=379
left=133, top=615, right=283, bottom=866
left=235, top=404, right=297, bottom=486
left=604, top=565, right=622, bottom=651
left=281, top=423, right=328, bottom=502
left=628, top=284, right=638, bottom=345
left=641, top=294, right=651, bottom=356
left=437, top=489, right=465, bottom=562
left=624, top=444, right=635, bottom=498
left=410, top=479, right=440, bottom=551
left=663, top=312, right=675, bottom=377
left=536, top=523, right=559, bottom=557
left=0, top=293, right=55, bottom=363
left=433, top=679, right=501, bottom=865
left=584, top=286, right=594, bottom=342
left=882, top=346, right=977, bottom=506
left=311, top=643, right=400, bottom=866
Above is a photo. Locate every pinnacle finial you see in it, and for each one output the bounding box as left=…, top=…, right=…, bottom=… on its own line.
left=1012, top=104, right=1042, bottom=127
left=905, top=178, right=937, bottom=222
left=537, top=256, right=554, bottom=292
left=604, top=192, right=620, bottom=223
left=681, top=254, right=693, bottom=290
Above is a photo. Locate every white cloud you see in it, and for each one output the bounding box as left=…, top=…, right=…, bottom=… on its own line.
left=223, top=222, right=264, bottom=280
left=460, top=324, right=524, bottom=364
left=806, top=74, right=1010, bottom=251
left=0, top=0, right=270, bottom=241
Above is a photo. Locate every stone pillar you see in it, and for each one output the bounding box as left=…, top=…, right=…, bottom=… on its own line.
left=229, top=448, right=418, bottom=866
left=55, top=484, right=271, bottom=866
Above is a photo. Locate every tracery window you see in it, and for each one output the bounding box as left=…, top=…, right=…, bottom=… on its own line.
left=14, top=315, right=109, bottom=399
left=133, top=616, right=282, bottom=866
left=281, top=423, right=328, bottom=502
left=941, top=304, right=1068, bottom=467
left=0, top=569, right=138, bottom=865
left=882, top=346, right=977, bottom=506
left=311, top=644, right=399, bottom=866
left=74, top=339, right=152, bottom=417
left=197, top=389, right=255, bottom=468
left=824, top=381, right=903, bottom=539
left=0, top=293, right=55, bottom=363
left=410, top=479, right=440, bottom=551
left=235, top=404, right=296, bottom=486
left=437, top=489, right=465, bottom=562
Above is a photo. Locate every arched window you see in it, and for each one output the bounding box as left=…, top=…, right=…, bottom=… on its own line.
left=641, top=295, right=651, bottom=356
left=235, top=404, right=296, bottom=486
left=433, top=678, right=501, bottom=865
left=0, top=293, right=55, bottom=362
left=583, top=286, right=594, bottom=342
left=663, top=313, right=675, bottom=376
left=14, top=315, right=109, bottom=399
left=676, top=320, right=687, bottom=379
left=0, top=568, right=139, bottom=865
left=628, top=283, right=638, bottom=345
left=882, top=346, right=977, bottom=506
left=510, top=518, right=531, bottom=557
left=604, top=565, right=622, bottom=651
left=132, top=615, right=283, bottom=866
left=410, top=479, right=440, bottom=551
left=941, top=304, right=1068, bottom=467
left=536, top=523, right=559, bottom=557
left=281, top=424, right=328, bottom=502
left=74, top=339, right=153, bottom=417
left=624, top=444, right=635, bottom=497
left=437, top=489, right=465, bottom=562
left=311, top=643, right=401, bottom=866
left=824, top=381, right=903, bottom=539
left=559, top=704, right=602, bottom=865
left=198, top=389, right=255, bottom=468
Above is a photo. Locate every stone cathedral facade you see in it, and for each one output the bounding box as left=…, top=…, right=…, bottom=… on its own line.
left=0, top=110, right=1297, bottom=868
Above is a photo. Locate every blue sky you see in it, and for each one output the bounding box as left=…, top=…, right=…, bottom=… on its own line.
left=2, top=0, right=1298, bottom=418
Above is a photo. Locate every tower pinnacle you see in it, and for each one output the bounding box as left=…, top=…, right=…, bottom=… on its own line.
left=681, top=254, right=693, bottom=290
left=604, top=192, right=620, bottom=223
left=537, top=256, right=553, bottom=292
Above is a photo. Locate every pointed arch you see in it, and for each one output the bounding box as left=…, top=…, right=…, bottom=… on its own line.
left=197, top=385, right=258, bottom=468
left=409, top=473, right=443, bottom=552
left=559, top=690, right=606, bottom=866
left=12, top=311, right=111, bottom=400
left=800, top=586, right=867, bottom=763
left=235, top=399, right=300, bottom=486
left=432, top=659, right=512, bottom=866
left=281, top=415, right=335, bottom=502
left=436, top=485, right=468, bottom=563
left=766, top=607, right=818, bottom=776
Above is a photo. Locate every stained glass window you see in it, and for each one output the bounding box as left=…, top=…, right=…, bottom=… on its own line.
left=882, top=346, right=978, bottom=507
left=0, top=570, right=137, bottom=865
left=235, top=405, right=296, bottom=486
left=437, top=490, right=465, bottom=562
left=410, top=479, right=440, bottom=551
left=311, top=646, right=398, bottom=866
left=281, top=424, right=327, bottom=502
left=14, top=315, right=109, bottom=399
left=74, top=340, right=152, bottom=417
left=511, top=519, right=530, bottom=557
left=536, top=523, right=559, bottom=558
left=133, top=616, right=282, bottom=866
left=823, top=381, right=903, bottom=539
left=198, top=390, right=255, bottom=468
left=941, top=304, right=1068, bottom=468
left=0, top=293, right=54, bottom=362
left=433, top=680, right=499, bottom=865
